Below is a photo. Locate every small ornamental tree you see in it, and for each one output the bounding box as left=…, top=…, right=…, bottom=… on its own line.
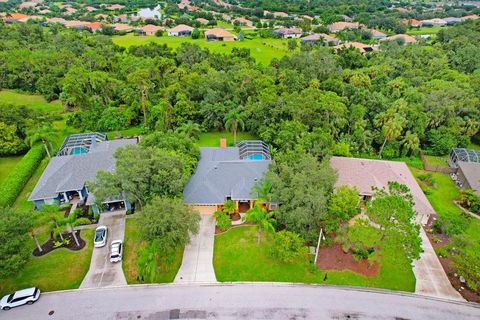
left=269, top=230, right=308, bottom=263
left=214, top=210, right=232, bottom=231
left=244, top=203, right=275, bottom=244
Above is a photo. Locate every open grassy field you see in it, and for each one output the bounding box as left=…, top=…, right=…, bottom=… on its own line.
left=112, top=34, right=291, bottom=65
left=0, top=228, right=94, bottom=296
left=213, top=226, right=415, bottom=292
left=123, top=217, right=184, bottom=284
left=406, top=26, right=445, bottom=35
left=0, top=90, right=63, bottom=113
left=197, top=131, right=259, bottom=147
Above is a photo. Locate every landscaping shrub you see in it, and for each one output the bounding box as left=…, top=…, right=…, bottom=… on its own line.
left=432, top=215, right=469, bottom=236
left=458, top=189, right=480, bottom=214
left=0, top=145, right=45, bottom=207
left=418, top=173, right=437, bottom=189
left=72, top=217, right=92, bottom=227
left=269, top=230, right=308, bottom=263
left=214, top=211, right=231, bottom=232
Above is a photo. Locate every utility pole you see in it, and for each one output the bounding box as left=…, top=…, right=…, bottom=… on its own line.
left=314, top=227, right=326, bottom=265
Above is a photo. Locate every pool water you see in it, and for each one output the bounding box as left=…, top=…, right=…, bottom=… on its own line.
left=70, top=147, right=88, bottom=155
left=245, top=154, right=265, bottom=160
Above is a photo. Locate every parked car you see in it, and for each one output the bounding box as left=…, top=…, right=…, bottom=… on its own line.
left=110, top=240, right=123, bottom=263
left=0, top=287, right=40, bottom=310
left=94, top=225, right=108, bottom=248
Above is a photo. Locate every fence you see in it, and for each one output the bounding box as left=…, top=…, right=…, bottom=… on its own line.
left=420, top=153, right=457, bottom=174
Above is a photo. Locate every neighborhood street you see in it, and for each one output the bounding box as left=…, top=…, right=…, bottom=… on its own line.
left=80, top=210, right=127, bottom=289
left=2, top=283, right=479, bottom=320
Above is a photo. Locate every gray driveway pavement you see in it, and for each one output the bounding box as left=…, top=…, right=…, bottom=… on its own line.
left=2, top=283, right=480, bottom=320
left=174, top=214, right=217, bottom=283
left=80, top=210, right=127, bottom=288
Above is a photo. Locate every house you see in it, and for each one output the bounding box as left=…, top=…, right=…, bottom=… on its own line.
left=204, top=28, right=236, bottom=41
left=340, top=14, right=353, bottom=22
left=3, top=13, right=29, bottom=23
left=183, top=140, right=272, bottom=215
left=455, top=162, right=480, bottom=195
left=46, top=17, right=67, bottom=24
left=137, top=24, right=164, bottom=36
left=330, top=156, right=435, bottom=224
left=444, top=17, right=463, bottom=25
left=63, top=20, right=90, bottom=30
left=233, top=17, right=253, bottom=27
left=328, top=21, right=360, bottom=33
left=177, top=0, right=189, bottom=9
left=421, top=18, right=447, bottom=27
left=19, top=1, right=38, bottom=10
left=367, top=29, right=387, bottom=40
left=383, top=34, right=417, bottom=44
left=29, top=133, right=138, bottom=214
left=195, top=17, right=209, bottom=25
left=300, top=33, right=340, bottom=45
left=85, top=6, right=97, bottom=12
left=273, top=11, right=288, bottom=18
left=448, top=148, right=480, bottom=168
left=112, top=23, right=133, bottom=33
left=106, top=4, right=125, bottom=10
left=333, top=42, right=375, bottom=54
left=87, top=22, right=104, bottom=32
left=274, top=27, right=302, bottom=38
left=167, top=24, right=193, bottom=36
left=462, top=14, right=479, bottom=21
left=402, top=19, right=422, bottom=27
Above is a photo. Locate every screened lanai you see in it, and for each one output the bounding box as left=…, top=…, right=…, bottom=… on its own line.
left=448, top=148, right=480, bottom=168
left=57, top=132, right=107, bottom=156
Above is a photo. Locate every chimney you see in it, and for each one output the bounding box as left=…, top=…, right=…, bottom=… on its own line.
left=220, top=138, right=227, bottom=148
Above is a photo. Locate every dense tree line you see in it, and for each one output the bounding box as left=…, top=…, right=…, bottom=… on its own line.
left=0, top=21, right=479, bottom=158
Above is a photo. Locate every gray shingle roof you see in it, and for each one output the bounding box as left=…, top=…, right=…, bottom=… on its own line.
left=457, top=161, right=480, bottom=194
left=183, top=147, right=271, bottom=205
left=29, top=138, right=137, bottom=201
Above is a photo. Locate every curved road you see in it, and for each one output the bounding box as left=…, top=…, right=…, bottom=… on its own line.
left=1, top=283, right=479, bottom=320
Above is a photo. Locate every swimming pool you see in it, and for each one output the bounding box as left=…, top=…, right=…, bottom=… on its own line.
left=245, top=153, right=266, bottom=160
left=70, top=147, right=88, bottom=155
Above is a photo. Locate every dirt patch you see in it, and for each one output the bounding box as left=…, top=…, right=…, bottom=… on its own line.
left=32, top=230, right=86, bottom=256
left=316, top=243, right=379, bottom=277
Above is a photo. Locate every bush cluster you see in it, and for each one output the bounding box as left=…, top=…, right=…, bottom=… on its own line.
left=0, top=145, right=45, bottom=207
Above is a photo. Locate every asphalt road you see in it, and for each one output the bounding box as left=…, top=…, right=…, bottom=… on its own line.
left=1, top=283, right=479, bottom=320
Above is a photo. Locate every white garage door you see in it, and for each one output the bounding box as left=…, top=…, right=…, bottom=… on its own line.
left=191, top=205, right=217, bottom=215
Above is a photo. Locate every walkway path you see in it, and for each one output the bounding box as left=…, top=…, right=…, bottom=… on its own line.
left=413, top=227, right=464, bottom=301
left=80, top=210, right=127, bottom=288
left=174, top=214, right=217, bottom=283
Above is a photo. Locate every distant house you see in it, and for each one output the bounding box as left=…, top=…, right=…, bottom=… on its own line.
left=195, top=17, right=209, bottom=25
left=85, top=6, right=97, bottom=12
left=383, top=34, right=417, bottom=44
left=233, top=17, right=253, bottom=27
left=444, top=17, right=463, bottom=25
left=421, top=18, right=447, bottom=27
left=3, top=13, right=29, bottom=23
left=340, top=14, right=353, bottom=22
left=113, top=23, right=133, bottom=33
left=167, top=24, right=193, bottom=36
left=204, top=28, right=236, bottom=41
left=301, top=33, right=339, bottom=45
left=330, top=156, right=435, bottom=224
left=19, top=1, right=38, bottom=9
left=137, top=24, right=163, bottom=36
left=402, top=19, right=422, bottom=27
left=106, top=4, right=125, bottom=10
left=63, top=20, right=90, bottom=30
left=46, top=17, right=67, bottom=24
left=367, top=29, right=387, bottom=40
left=87, top=22, right=104, bottom=33
left=333, top=41, right=375, bottom=54
left=274, top=27, right=302, bottom=38
left=29, top=133, right=138, bottom=213
left=461, top=14, right=479, bottom=21
left=273, top=11, right=288, bottom=18
left=328, top=21, right=360, bottom=33
left=183, top=140, right=272, bottom=215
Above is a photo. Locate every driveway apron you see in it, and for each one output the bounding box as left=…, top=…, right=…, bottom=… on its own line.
left=174, top=214, right=217, bottom=283
left=80, top=210, right=128, bottom=288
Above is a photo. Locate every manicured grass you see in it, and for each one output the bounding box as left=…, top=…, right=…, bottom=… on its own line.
left=0, top=156, right=22, bottom=185
left=106, top=126, right=143, bottom=139
left=424, top=155, right=448, bottom=166
left=123, top=217, right=184, bottom=283
left=213, top=226, right=415, bottom=292
left=0, top=228, right=95, bottom=296
left=112, top=34, right=291, bottom=65
left=197, top=131, right=259, bottom=147
left=406, top=26, right=446, bottom=35
left=0, top=90, right=63, bottom=113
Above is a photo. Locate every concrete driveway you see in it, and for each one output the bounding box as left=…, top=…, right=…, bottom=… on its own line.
left=413, top=228, right=464, bottom=301
left=80, top=210, right=127, bottom=288
left=174, top=214, right=217, bottom=283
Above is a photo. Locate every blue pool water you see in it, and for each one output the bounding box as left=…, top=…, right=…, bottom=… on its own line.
left=245, top=154, right=265, bottom=160
left=70, top=147, right=88, bottom=155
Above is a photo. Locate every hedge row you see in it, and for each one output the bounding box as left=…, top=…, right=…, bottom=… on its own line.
left=0, top=145, right=46, bottom=208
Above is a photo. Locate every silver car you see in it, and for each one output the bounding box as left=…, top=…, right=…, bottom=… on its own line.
left=94, top=225, right=108, bottom=248
left=0, top=287, right=40, bottom=310
left=110, top=240, right=123, bottom=263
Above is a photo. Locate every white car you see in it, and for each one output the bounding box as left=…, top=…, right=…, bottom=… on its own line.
left=110, top=240, right=123, bottom=263
left=94, top=225, right=108, bottom=248
left=0, top=287, right=40, bottom=310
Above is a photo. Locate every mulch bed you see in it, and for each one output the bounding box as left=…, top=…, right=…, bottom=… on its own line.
left=231, top=213, right=241, bottom=221
left=316, top=243, right=380, bottom=277
left=32, top=230, right=86, bottom=257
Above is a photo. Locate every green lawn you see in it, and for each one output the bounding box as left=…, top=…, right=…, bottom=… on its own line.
left=106, top=126, right=143, bottom=140
left=213, top=226, right=415, bottom=292
left=0, top=90, right=63, bottom=113
left=406, top=26, right=446, bottom=35
left=0, top=228, right=94, bottom=296
left=197, top=131, right=259, bottom=147
left=112, top=34, right=291, bottom=65
left=123, top=217, right=184, bottom=283
left=424, top=155, right=448, bottom=166
left=0, top=156, right=22, bottom=185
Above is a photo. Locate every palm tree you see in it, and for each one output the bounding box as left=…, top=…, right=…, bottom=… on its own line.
left=377, top=116, right=405, bottom=158
left=176, top=121, right=202, bottom=140
left=25, top=124, right=57, bottom=158
left=252, top=180, right=273, bottom=204
left=244, top=203, right=275, bottom=245
left=222, top=199, right=236, bottom=215
left=401, top=131, right=420, bottom=156
left=224, top=108, right=245, bottom=145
